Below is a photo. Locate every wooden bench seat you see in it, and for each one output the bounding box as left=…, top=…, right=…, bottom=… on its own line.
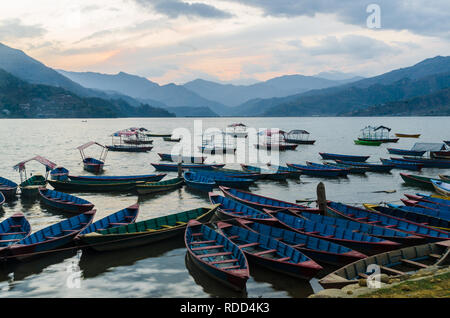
left=238, top=242, right=260, bottom=248
left=190, top=240, right=216, bottom=245
left=400, top=259, right=428, bottom=269
left=210, top=259, right=238, bottom=265
left=192, top=245, right=224, bottom=251
left=199, top=251, right=232, bottom=258
left=254, top=249, right=277, bottom=256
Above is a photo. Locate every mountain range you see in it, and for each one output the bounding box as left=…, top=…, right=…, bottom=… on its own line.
left=0, top=42, right=449, bottom=118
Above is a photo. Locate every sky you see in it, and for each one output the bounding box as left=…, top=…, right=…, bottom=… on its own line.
left=0, top=0, right=449, bottom=85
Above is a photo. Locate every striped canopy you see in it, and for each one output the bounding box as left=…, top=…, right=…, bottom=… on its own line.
left=13, top=156, right=57, bottom=172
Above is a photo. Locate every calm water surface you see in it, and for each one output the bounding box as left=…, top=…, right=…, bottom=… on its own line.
left=0, top=117, right=448, bottom=298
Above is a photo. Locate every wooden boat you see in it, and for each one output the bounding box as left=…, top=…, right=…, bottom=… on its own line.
left=432, top=180, right=450, bottom=196
left=366, top=204, right=450, bottom=232
left=106, top=145, right=153, bottom=152
left=50, top=167, right=69, bottom=181
left=212, top=168, right=263, bottom=180
left=358, top=125, right=399, bottom=143
left=322, top=162, right=370, bottom=174
left=412, top=193, right=450, bottom=207
left=431, top=151, right=450, bottom=160
left=79, top=205, right=218, bottom=252
left=0, top=213, right=31, bottom=247
left=439, top=175, right=450, bottom=183
left=185, top=220, right=249, bottom=291
left=265, top=164, right=302, bottom=178
left=0, top=177, right=18, bottom=199
left=354, top=139, right=382, bottom=146
left=319, top=153, right=370, bottom=162
left=199, top=145, right=237, bottom=154
left=219, top=186, right=318, bottom=213
left=123, top=139, right=154, bottom=145
left=286, top=163, right=344, bottom=177
left=217, top=221, right=323, bottom=280
left=387, top=148, right=425, bottom=156
left=136, top=177, right=184, bottom=195
left=184, top=171, right=216, bottom=192
left=240, top=164, right=290, bottom=180
left=379, top=158, right=423, bottom=171
left=400, top=173, right=437, bottom=190
left=79, top=204, right=139, bottom=235
left=13, top=156, right=57, bottom=197
left=299, top=210, right=423, bottom=246
left=389, top=204, right=450, bottom=224
left=145, top=132, right=172, bottom=138
left=151, top=163, right=225, bottom=172
left=395, top=133, right=421, bottom=138
left=68, top=174, right=166, bottom=183
left=319, top=240, right=450, bottom=289
left=335, top=160, right=394, bottom=173
left=19, top=175, right=47, bottom=197
left=326, top=201, right=450, bottom=242
left=306, top=162, right=349, bottom=177
left=255, top=143, right=298, bottom=151
left=48, top=178, right=144, bottom=192
left=190, top=170, right=255, bottom=189
left=401, top=196, right=450, bottom=212
left=39, top=188, right=94, bottom=214
left=77, top=142, right=108, bottom=174
left=236, top=218, right=367, bottom=266
left=163, top=137, right=181, bottom=142
left=391, top=157, right=450, bottom=169
left=271, top=211, right=401, bottom=255
left=209, top=193, right=279, bottom=226
left=0, top=192, right=4, bottom=208
left=283, top=130, right=316, bottom=144
left=3, top=210, right=95, bottom=261
left=157, top=153, right=206, bottom=164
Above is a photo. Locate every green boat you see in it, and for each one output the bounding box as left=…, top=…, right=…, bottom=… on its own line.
left=136, top=177, right=184, bottom=194
left=48, top=178, right=145, bottom=192
left=20, top=175, right=47, bottom=197
left=78, top=204, right=219, bottom=251
left=399, top=173, right=439, bottom=190
left=354, top=139, right=382, bottom=146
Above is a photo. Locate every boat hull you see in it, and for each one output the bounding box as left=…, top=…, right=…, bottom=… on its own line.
left=136, top=178, right=184, bottom=194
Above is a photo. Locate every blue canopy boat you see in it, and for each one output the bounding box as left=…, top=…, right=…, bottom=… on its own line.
left=151, top=163, right=225, bottom=172
left=217, top=221, right=323, bottom=280
left=240, top=164, right=290, bottom=180
left=327, top=202, right=450, bottom=242
left=209, top=193, right=278, bottom=226
left=235, top=218, right=367, bottom=266
left=365, top=204, right=450, bottom=232
left=271, top=211, right=400, bottom=255
left=68, top=173, right=166, bottom=183
left=190, top=170, right=255, bottom=189
left=286, top=163, right=345, bottom=177
left=0, top=213, right=31, bottom=247
left=185, top=220, right=249, bottom=291
left=3, top=210, right=95, bottom=261
left=157, top=153, right=206, bottom=164
left=379, top=158, right=423, bottom=171
left=39, top=188, right=95, bottom=214
left=0, top=177, right=18, bottom=199
left=80, top=203, right=139, bottom=235
left=306, top=162, right=349, bottom=177
left=335, top=160, right=394, bottom=173
left=387, top=148, right=426, bottom=156
left=77, top=142, right=108, bottom=174
left=183, top=171, right=216, bottom=192
left=319, top=153, right=370, bottom=162
left=219, top=186, right=319, bottom=213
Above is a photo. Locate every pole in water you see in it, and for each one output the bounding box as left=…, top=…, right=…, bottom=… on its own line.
left=177, top=153, right=182, bottom=178
left=317, top=182, right=327, bottom=216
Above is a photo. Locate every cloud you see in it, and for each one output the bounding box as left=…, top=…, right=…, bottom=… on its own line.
left=135, top=0, right=233, bottom=19
left=0, top=18, right=46, bottom=41
left=224, top=0, right=450, bottom=38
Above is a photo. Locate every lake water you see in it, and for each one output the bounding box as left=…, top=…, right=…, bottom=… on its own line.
left=0, top=117, right=448, bottom=298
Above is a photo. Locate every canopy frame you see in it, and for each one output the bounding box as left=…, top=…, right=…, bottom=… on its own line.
left=13, top=155, right=57, bottom=183
left=77, top=141, right=108, bottom=163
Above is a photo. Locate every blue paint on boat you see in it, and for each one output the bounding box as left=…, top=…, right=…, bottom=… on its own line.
left=183, top=171, right=216, bottom=192
left=319, top=153, right=370, bottom=162
left=287, top=163, right=345, bottom=177
left=191, top=170, right=255, bottom=188
left=39, top=188, right=94, bottom=213
left=0, top=214, right=31, bottom=247
left=80, top=204, right=139, bottom=235
left=0, top=177, right=18, bottom=199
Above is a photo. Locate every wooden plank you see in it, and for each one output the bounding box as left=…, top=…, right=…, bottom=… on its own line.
left=192, top=245, right=224, bottom=251
left=254, top=249, right=277, bottom=256
left=190, top=240, right=216, bottom=245
left=379, top=265, right=405, bottom=276
left=358, top=273, right=369, bottom=279
left=210, top=259, right=238, bottom=265
left=400, top=259, right=428, bottom=269
left=239, top=242, right=260, bottom=248
left=199, top=251, right=232, bottom=258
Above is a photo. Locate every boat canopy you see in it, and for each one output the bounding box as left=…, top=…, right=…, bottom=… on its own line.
left=374, top=125, right=391, bottom=132
left=77, top=141, right=106, bottom=151
left=288, top=130, right=310, bottom=135
left=228, top=123, right=247, bottom=127
left=258, top=129, right=287, bottom=136
left=112, top=130, right=137, bottom=137
left=13, top=156, right=57, bottom=172
left=411, top=143, right=447, bottom=152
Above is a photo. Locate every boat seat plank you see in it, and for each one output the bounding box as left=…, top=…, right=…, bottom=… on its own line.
left=379, top=266, right=405, bottom=276
left=221, top=265, right=242, bottom=270
left=385, top=225, right=397, bottom=228
left=228, top=235, right=239, bottom=240
left=9, top=225, right=22, bottom=228
left=0, top=232, right=27, bottom=235
left=62, top=230, right=78, bottom=233
left=277, top=257, right=291, bottom=261
left=199, top=251, right=232, bottom=258
left=239, top=242, right=260, bottom=248
left=109, top=223, right=129, bottom=226
left=429, top=254, right=441, bottom=259
left=306, top=231, right=320, bottom=235
left=190, top=240, right=216, bottom=245
left=192, top=245, right=224, bottom=251
left=358, top=273, right=369, bottom=279
left=210, top=259, right=238, bottom=265
left=292, top=243, right=306, bottom=248
left=0, top=239, right=20, bottom=243
left=191, top=233, right=203, bottom=237
left=322, top=235, right=334, bottom=238
left=254, top=249, right=277, bottom=256
left=400, top=259, right=428, bottom=268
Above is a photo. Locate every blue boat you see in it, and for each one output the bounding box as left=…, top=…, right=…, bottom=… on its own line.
left=217, top=221, right=323, bottom=279
left=39, top=188, right=95, bottom=214
left=3, top=210, right=95, bottom=261
left=271, top=211, right=400, bottom=255
left=327, top=202, right=450, bottom=242
left=78, top=142, right=108, bottom=174
left=265, top=164, right=302, bottom=178
left=390, top=203, right=450, bottom=221
left=413, top=193, right=450, bottom=208
left=50, top=167, right=69, bottom=181
left=68, top=173, right=166, bottom=183
left=380, top=158, right=423, bottom=171
left=209, top=193, right=278, bottom=225
left=372, top=205, right=450, bottom=231
left=80, top=203, right=139, bottom=235
left=319, top=153, right=370, bottom=162
left=402, top=197, right=450, bottom=213
left=0, top=177, right=18, bottom=199
left=0, top=192, right=4, bottom=208
left=287, top=163, right=345, bottom=177
left=387, top=148, right=426, bottom=156
left=0, top=213, right=31, bottom=247
left=235, top=218, right=367, bottom=266
left=391, top=157, right=450, bottom=169
left=306, top=162, right=349, bottom=177
left=240, top=164, right=290, bottom=180
left=322, top=162, right=370, bottom=174
left=185, top=220, right=249, bottom=291
left=335, top=160, right=394, bottom=173
left=151, top=163, right=225, bottom=172
left=432, top=179, right=450, bottom=196
left=157, top=153, right=206, bottom=164
left=184, top=171, right=216, bottom=192
left=299, top=211, right=422, bottom=246
left=210, top=168, right=262, bottom=180
left=190, top=170, right=255, bottom=189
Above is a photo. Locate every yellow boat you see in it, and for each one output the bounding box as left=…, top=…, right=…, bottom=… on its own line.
left=395, top=133, right=421, bottom=138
